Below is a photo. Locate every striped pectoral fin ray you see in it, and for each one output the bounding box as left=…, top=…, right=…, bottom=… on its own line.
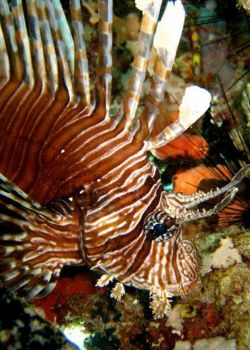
left=0, top=175, right=83, bottom=299
left=140, top=57, right=170, bottom=132
left=52, top=0, right=75, bottom=78
left=26, top=0, right=47, bottom=87
left=0, top=20, right=10, bottom=84
left=45, top=0, right=74, bottom=100
left=0, top=0, right=23, bottom=81
left=70, top=0, right=90, bottom=105
left=97, top=0, right=113, bottom=115
left=123, top=0, right=162, bottom=128
left=141, top=0, right=186, bottom=132
left=146, top=86, right=212, bottom=150
left=36, top=0, right=59, bottom=94
left=11, top=0, right=34, bottom=85
left=0, top=0, right=96, bottom=204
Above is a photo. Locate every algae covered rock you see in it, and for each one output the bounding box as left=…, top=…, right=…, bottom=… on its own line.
left=0, top=282, right=77, bottom=350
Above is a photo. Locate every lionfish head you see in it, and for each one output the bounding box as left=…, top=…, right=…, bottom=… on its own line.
left=140, top=179, right=242, bottom=295
left=140, top=201, right=200, bottom=296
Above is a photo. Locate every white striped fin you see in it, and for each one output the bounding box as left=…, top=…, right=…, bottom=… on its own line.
left=97, top=0, right=113, bottom=115
left=52, top=0, right=75, bottom=78
left=70, top=0, right=90, bottom=104
left=37, top=0, right=59, bottom=94
left=10, top=0, right=34, bottom=85
left=0, top=0, right=23, bottom=80
left=124, top=0, right=162, bottom=128
left=26, top=0, right=47, bottom=86
left=153, top=0, right=185, bottom=69
left=0, top=173, right=56, bottom=220
left=178, top=86, right=211, bottom=129
left=0, top=20, right=10, bottom=82
left=0, top=175, right=83, bottom=299
left=45, top=0, right=74, bottom=100
left=146, top=86, right=211, bottom=150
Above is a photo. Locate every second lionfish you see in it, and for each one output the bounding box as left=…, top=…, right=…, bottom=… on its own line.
left=0, top=0, right=249, bottom=318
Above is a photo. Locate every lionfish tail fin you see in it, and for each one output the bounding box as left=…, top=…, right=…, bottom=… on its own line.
left=0, top=174, right=82, bottom=299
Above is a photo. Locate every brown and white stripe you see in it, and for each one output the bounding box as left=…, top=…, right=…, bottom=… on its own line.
left=0, top=0, right=202, bottom=303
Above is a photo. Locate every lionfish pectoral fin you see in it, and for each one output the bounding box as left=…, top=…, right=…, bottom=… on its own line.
left=0, top=174, right=83, bottom=299
left=146, top=86, right=211, bottom=150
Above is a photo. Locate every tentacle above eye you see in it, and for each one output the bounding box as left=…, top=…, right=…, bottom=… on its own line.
left=179, top=187, right=238, bottom=222
left=161, top=186, right=239, bottom=222
left=160, top=164, right=250, bottom=224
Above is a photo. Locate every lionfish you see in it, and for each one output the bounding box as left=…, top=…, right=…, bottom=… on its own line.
left=0, top=0, right=249, bottom=319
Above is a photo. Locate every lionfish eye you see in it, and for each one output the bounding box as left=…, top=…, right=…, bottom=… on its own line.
left=144, top=212, right=178, bottom=242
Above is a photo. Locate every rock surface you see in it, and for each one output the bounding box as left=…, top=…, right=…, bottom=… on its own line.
left=0, top=283, right=78, bottom=350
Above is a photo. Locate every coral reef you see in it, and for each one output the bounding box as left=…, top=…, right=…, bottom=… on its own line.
left=33, top=226, right=249, bottom=349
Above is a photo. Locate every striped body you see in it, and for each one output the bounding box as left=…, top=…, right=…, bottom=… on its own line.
left=0, top=0, right=212, bottom=316
left=0, top=79, right=199, bottom=294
